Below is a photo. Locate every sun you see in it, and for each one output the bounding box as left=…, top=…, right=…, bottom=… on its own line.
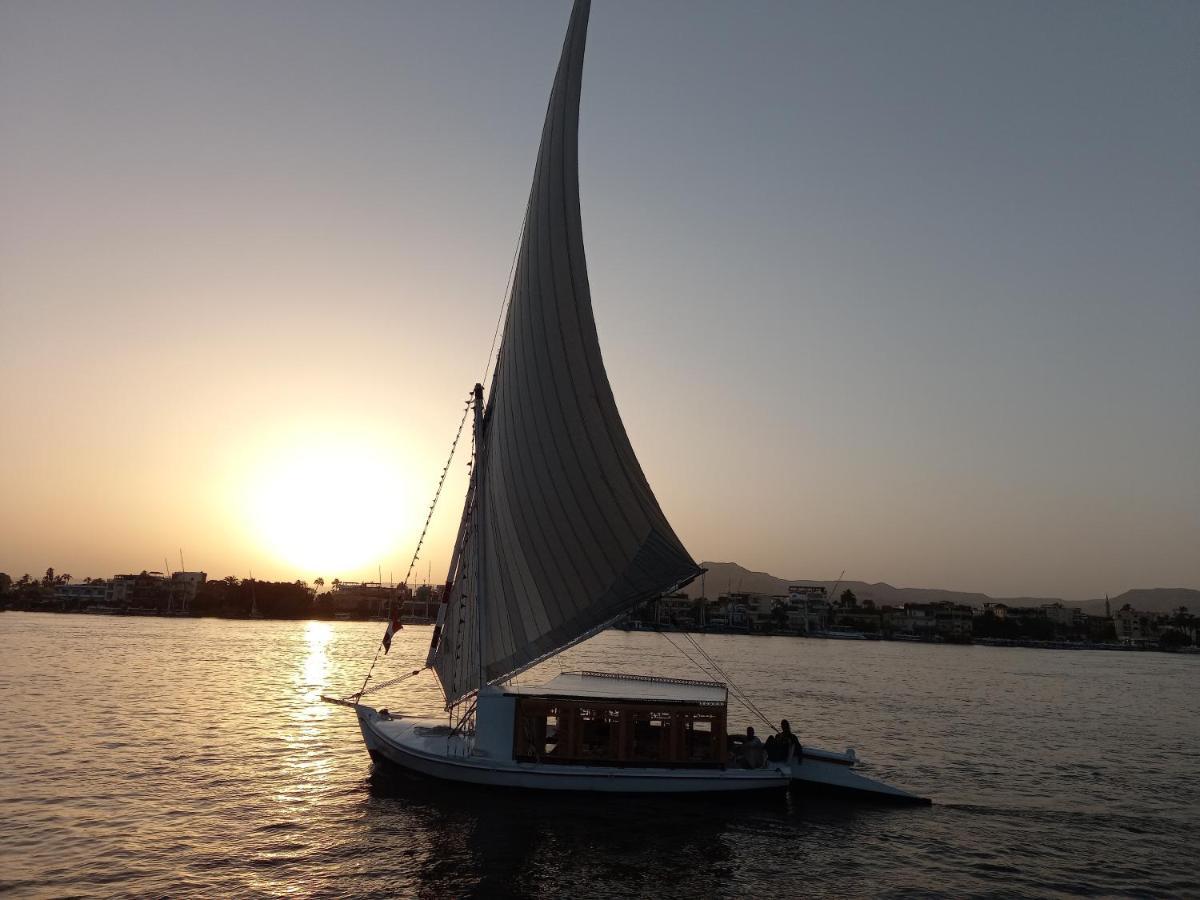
left=245, top=438, right=413, bottom=575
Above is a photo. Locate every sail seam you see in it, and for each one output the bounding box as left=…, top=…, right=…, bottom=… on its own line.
left=549, top=7, right=693, bottom=601
left=555, top=8, right=682, bottom=548
left=431, top=0, right=702, bottom=705
left=542, top=14, right=641, bottom=575
left=506, top=180, right=581, bottom=631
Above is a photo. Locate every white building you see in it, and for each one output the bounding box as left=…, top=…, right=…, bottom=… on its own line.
left=1039, top=602, right=1082, bottom=628
left=788, top=585, right=829, bottom=632
left=1113, top=606, right=1160, bottom=646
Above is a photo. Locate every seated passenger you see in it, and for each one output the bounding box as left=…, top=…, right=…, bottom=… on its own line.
left=740, top=726, right=765, bottom=769
left=765, top=733, right=788, bottom=762
left=779, top=719, right=803, bottom=763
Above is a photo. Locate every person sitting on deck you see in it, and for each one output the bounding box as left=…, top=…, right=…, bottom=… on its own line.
left=779, top=719, right=803, bottom=763
left=765, top=732, right=785, bottom=762
left=740, top=726, right=765, bottom=769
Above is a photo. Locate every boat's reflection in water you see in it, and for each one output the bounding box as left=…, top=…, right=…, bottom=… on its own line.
left=366, top=765, right=735, bottom=895
left=360, top=762, right=889, bottom=896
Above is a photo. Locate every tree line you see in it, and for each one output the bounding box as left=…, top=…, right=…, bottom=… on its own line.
left=0, top=570, right=329, bottom=620
left=0, top=569, right=72, bottom=596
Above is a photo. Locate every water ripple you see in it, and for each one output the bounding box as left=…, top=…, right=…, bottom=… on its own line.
left=1, top=613, right=1197, bottom=898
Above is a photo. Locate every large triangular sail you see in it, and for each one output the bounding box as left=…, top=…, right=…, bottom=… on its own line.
left=429, top=0, right=701, bottom=705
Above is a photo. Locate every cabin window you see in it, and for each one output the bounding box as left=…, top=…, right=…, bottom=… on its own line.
left=629, top=712, right=671, bottom=762
left=515, top=700, right=552, bottom=761
left=684, top=717, right=716, bottom=762
left=578, top=706, right=619, bottom=759
left=513, top=697, right=726, bottom=766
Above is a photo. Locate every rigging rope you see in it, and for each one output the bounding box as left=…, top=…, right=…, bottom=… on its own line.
left=351, top=669, right=423, bottom=700
left=352, top=391, right=475, bottom=700
left=480, top=209, right=528, bottom=388
left=447, top=400, right=480, bottom=707
left=659, top=631, right=718, bottom=682
left=680, top=630, right=777, bottom=733
left=658, top=628, right=777, bottom=734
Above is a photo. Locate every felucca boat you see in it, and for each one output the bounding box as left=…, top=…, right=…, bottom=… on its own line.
left=327, top=0, right=927, bottom=805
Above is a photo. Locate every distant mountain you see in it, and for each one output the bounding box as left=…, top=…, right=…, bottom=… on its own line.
left=686, top=564, right=1123, bottom=614
left=1079, top=589, right=1200, bottom=617
left=688, top=561, right=1196, bottom=614
left=687, top=562, right=1054, bottom=610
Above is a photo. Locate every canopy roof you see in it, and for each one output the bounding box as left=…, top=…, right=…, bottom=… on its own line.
left=506, top=671, right=728, bottom=707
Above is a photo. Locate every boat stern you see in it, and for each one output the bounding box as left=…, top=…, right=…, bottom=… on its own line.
left=788, top=747, right=931, bottom=805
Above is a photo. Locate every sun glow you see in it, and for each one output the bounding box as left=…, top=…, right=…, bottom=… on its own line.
left=244, top=437, right=413, bottom=575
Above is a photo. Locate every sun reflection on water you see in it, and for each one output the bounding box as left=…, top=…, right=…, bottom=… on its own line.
left=275, top=622, right=338, bottom=810
left=298, top=620, right=332, bottom=711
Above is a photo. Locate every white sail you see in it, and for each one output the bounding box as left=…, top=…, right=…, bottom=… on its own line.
left=430, top=0, right=701, bottom=705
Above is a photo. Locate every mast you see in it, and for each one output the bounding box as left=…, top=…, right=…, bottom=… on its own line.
left=425, top=410, right=478, bottom=669
left=471, top=382, right=486, bottom=694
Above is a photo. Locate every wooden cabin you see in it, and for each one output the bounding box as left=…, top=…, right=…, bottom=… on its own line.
left=507, top=671, right=728, bottom=767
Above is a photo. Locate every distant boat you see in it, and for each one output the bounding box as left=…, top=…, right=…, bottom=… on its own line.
left=327, top=0, right=925, bottom=804
left=248, top=575, right=263, bottom=619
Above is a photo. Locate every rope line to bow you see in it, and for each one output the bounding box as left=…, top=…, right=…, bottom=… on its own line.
left=351, top=391, right=474, bottom=700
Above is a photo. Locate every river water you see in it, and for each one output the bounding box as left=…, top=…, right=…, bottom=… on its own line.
left=0, top=612, right=1196, bottom=898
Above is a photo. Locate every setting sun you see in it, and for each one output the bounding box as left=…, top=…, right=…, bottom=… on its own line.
left=244, top=438, right=414, bottom=575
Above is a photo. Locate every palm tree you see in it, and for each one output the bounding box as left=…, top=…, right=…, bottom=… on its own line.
left=314, top=577, right=325, bottom=593
left=1172, top=606, right=1194, bottom=644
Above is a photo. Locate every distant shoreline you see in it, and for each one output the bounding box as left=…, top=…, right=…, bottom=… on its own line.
left=0, top=605, right=433, bottom=626
left=610, top=622, right=1195, bottom=654
left=6, top=607, right=1197, bottom=656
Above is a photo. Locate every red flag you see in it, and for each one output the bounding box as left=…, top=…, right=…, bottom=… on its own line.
left=382, top=609, right=403, bottom=654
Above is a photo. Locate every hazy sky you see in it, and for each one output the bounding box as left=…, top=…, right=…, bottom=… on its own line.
left=2, top=1, right=1197, bottom=601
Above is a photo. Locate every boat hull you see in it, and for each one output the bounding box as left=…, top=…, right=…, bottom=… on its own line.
left=355, top=706, right=928, bottom=802
left=358, top=706, right=788, bottom=794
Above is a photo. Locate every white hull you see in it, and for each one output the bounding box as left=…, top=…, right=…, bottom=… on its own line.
left=355, top=705, right=928, bottom=803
